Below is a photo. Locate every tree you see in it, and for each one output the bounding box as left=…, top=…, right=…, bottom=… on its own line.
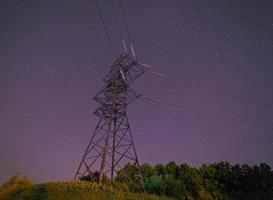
left=115, top=163, right=142, bottom=192
left=177, top=163, right=204, bottom=199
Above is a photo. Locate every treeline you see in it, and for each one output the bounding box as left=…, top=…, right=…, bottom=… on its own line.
left=82, top=161, right=273, bottom=200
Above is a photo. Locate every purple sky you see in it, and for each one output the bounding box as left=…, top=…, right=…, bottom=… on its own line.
left=1, top=0, right=273, bottom=184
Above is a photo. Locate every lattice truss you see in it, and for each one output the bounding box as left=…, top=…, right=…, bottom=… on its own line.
left=74, top=55, right=147, bottom=182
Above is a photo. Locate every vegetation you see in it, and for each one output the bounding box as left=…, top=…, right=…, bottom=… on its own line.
left=114, top=161, right=273, bottom=200
left=1, top=161, right=273, bottom=200
left=0, top=173, right=172, bottom=200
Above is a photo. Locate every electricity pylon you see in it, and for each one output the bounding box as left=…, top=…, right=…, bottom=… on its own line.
left=74, top=54, right=146, bottom=187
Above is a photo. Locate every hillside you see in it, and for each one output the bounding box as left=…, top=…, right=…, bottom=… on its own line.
left=1, top=161, right=273, bottom=200
left=0, top=176, right=173, bottom=200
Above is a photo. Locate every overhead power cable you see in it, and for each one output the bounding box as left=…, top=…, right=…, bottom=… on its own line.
left=110, top=0, right=128, bottom=53
left=141, top=96, right=273, bottom=131
left=117, top=0, right=132, bottom=42
left=94, top=0, right=114, bottom=52
left=117, top=0, right=136, bottom=58
left=139, top=63, right=273, bottom=109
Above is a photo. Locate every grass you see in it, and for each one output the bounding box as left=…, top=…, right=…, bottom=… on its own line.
left=0, top=180, right=174, bottom=200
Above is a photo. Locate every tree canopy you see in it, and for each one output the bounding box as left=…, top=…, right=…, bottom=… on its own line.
left=115, top=161, right=273, bottom=200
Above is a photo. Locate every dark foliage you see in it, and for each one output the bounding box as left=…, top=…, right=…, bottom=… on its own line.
left=79, top=170, right=108, bottom=183
left=115, top=161, right=273, bottom=200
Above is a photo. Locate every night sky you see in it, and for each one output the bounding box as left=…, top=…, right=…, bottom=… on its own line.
left=1, top=0, right=273, bottom=184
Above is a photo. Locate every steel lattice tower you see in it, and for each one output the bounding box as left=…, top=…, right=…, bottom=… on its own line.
left=74, top=54, right=147, bottom=185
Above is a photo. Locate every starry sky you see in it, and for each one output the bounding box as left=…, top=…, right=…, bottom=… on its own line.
left=1, top=0, right=273, bottom=184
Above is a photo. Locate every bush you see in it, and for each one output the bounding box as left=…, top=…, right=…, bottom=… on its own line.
left=0, top=173, right=32, bottom=200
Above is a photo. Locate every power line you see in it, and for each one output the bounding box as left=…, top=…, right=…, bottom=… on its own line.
left=110, top=0, right=128, bottom=53
left=94, top=0, right=114, bottom=52
left=142, top=96, right=273, bottom=131
left=117, top=0, right=132, bottom=43
left=117, top=0, right=136, bottom=58
left=140, top=63, right=273, bottom=109
left=166, top=73, right=273, bottom=109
